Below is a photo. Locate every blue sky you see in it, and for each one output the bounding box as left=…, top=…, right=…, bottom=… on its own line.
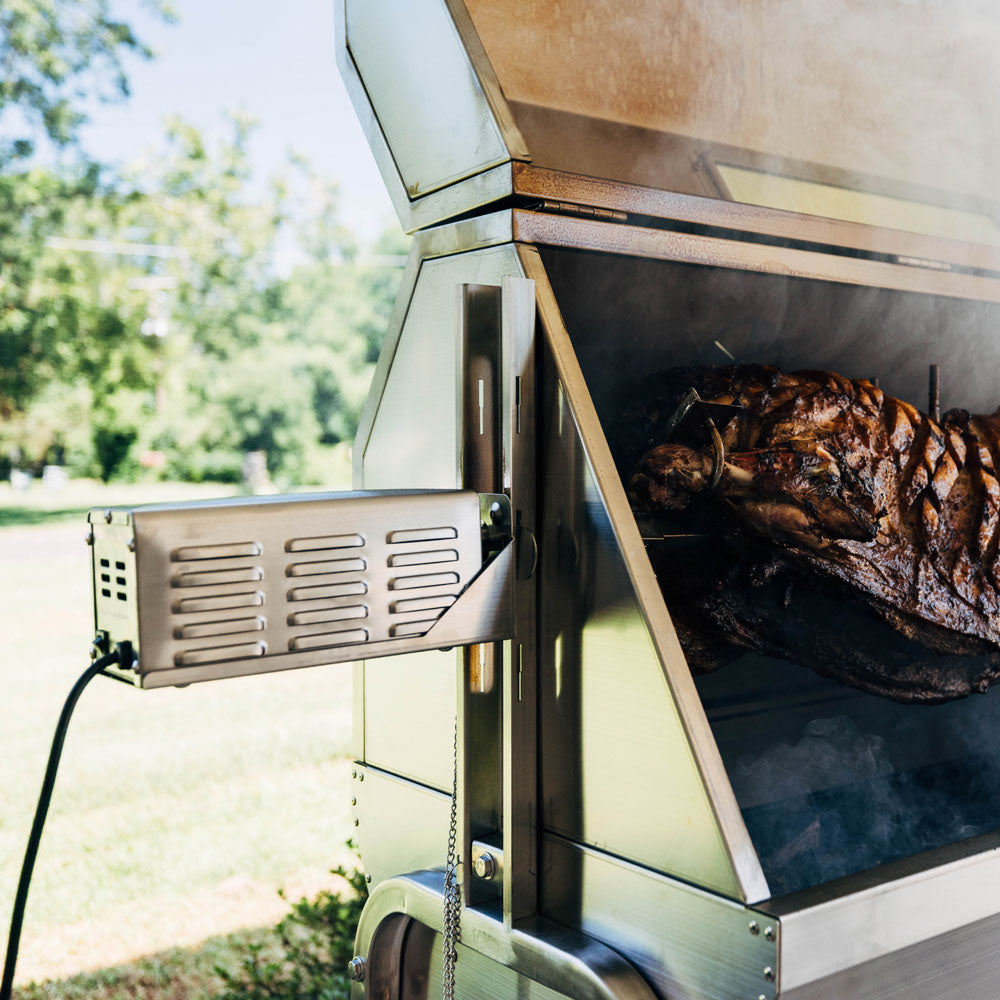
left=78, top=0, right=395, bottom=242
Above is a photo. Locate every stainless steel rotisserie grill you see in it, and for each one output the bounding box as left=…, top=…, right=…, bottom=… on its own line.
left=89, top=2, right=1000, bottom=997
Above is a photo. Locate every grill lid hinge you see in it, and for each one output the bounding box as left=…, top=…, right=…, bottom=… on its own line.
left=537, top=198, right=628, bottom=223
left=895, top=254, right=953, bottom=272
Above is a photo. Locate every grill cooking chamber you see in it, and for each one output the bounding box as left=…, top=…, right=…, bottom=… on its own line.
left=336, top=3, right=1000, bottom=998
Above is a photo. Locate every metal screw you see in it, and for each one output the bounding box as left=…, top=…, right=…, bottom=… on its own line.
left=348, top=956, right=366, bottom=982
left=85, top=530, right=95, bottom=546
left=127, top=537, right=136, bottom=552
left=352, top=769, right=357, bottom=779
left=758, top=995, right=767, bottom=1000
left=365, top=873, right=371, bottom=884
left=748, top=920, right=760, bottom=936
left=357, top=772, right=364, bottom=782
left=351, top=796, right=357, bottom=806
left=353, top=817, right=359, bottom=827
left=764, top=925, right=776, bottom=942
left=473, top=853, right=496, bottom=880
left=763, top=966, right=775, bottom=982
left=104, top=509, right=113, bottom=523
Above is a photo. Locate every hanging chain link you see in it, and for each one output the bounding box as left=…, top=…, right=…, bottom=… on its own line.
left=442, top=717, right=461, bottom=999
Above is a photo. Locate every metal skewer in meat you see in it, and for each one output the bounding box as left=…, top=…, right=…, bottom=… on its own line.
left=622, top=365, right=1000, bottom=703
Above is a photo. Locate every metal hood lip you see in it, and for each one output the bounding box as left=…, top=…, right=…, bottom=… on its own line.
left=509, top=208, right=1000, bottom=304
left=510, top=159, right=1000, bottom=279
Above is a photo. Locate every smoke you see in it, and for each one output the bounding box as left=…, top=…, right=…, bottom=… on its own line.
left=714, top=661, right=1000, bottom=897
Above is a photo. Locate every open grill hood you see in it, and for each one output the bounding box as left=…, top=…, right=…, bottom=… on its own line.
left=337, top=0, right=1000, bottom=270
left=337, top=3, right=1000, bottom=998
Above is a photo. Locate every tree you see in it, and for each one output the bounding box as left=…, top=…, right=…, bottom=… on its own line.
left=0, top=0, right=174, bottom=161
left=1, top=113, right=409, bottom=485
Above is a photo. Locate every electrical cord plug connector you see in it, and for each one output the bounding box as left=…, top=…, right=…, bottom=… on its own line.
left=0, top=640, right=132, bottom=1000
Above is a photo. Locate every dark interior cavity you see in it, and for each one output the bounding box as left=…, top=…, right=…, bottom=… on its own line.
left=540, top=244, right=1000, bottom=895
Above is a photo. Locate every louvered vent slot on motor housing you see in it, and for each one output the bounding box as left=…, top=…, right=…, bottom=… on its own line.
left=170, top=540, right=267, bottom=665
left=284, top=531, right=370, bottom=653
left=386, top=524, right=465, bottom=638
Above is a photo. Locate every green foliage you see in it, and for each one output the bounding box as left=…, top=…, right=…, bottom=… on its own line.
left=0, top=0, right=174, bottom=160
left=0, top=1, right=408, bottom=486
left=212, top=859, right=368, bottom=1000
left=1, top=116, right=409, bottom=485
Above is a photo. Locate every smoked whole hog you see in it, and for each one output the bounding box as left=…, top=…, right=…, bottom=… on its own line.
left=621, top=365, right=1000, bottom=703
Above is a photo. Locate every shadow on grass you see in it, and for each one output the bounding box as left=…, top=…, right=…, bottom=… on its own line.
left=0, top=506, right=92, bottom=528
left=12, top=926, right=273, bottom=1000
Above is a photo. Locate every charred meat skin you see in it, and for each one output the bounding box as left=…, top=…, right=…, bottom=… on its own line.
left=624, top=365, right=1000, bottom=703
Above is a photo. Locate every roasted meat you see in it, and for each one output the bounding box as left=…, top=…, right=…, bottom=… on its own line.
left=621, top=365, right=1000, bottom=703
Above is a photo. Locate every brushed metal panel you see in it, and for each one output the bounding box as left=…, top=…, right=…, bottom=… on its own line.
left=345, top=0, right=508, bottom=198
left=351, top=765, right=451, bottom=888
left=406, top=933, right=571, bottom=1000
left=361, top=245, right=522, bottom=492
left=363, top=651, right=456, bottom=792
left=524, top=245, right=768, bottom=902
left=541, top=834, right=777, bottom=1000
left=768, top=835, right=1000, bottom=992
left=535, top=387, right=747, bottom=899
left=781, top=908, right=1000, bottom=1000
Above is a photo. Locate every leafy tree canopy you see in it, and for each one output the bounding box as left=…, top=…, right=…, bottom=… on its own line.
left=1, top=0, right=175, bottom=161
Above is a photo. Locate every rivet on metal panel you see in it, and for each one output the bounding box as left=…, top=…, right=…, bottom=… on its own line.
left=352, top=769, right=357, bottom=779
left=763, top=967, right=775, bottom=982
left=127, top=537, right=136, bottom=552
left=757, top=995, right=767, bottom=1000
left=764, top=925, right=776, bottom=942
left=358, top=772, right=364, bottom=782
left=348, top=956, right=366, bottom=982
left=748, top=920, right=760, bottom=936
left=85, top=530, right=94, bottom=546
left=351, top=796, right=357, bottom=806
left=353, top=818, right=360, bottom=827
left=365, top=874, right=371, bottom=884
left=104, top=509, right=113, bottom=523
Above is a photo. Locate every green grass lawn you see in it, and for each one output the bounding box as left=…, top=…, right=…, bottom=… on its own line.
left=0, top=480, right=358, bottom=991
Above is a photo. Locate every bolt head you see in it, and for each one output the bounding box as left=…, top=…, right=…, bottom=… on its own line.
left=348, top=956, right=366, bottom=982
left=764, top=925, right=776, bottom=942
left=473, top=852, right=496, bottom=880
left=763, top=966, right=775, bottom=982
left=748, top=920, right=760, bottom=936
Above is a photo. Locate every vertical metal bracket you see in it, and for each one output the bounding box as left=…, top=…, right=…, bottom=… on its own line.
left=457, top=284, right=505, bottom=910
left=454, top=278, right=539, bottom=927
left=501, top=276, right=538, bottom=925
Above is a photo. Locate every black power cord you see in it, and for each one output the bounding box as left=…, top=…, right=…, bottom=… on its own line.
left=0, top=643, right=128, bottom=1000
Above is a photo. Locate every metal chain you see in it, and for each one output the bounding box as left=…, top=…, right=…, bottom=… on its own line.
left=442, top=717, right=461, bottom=999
